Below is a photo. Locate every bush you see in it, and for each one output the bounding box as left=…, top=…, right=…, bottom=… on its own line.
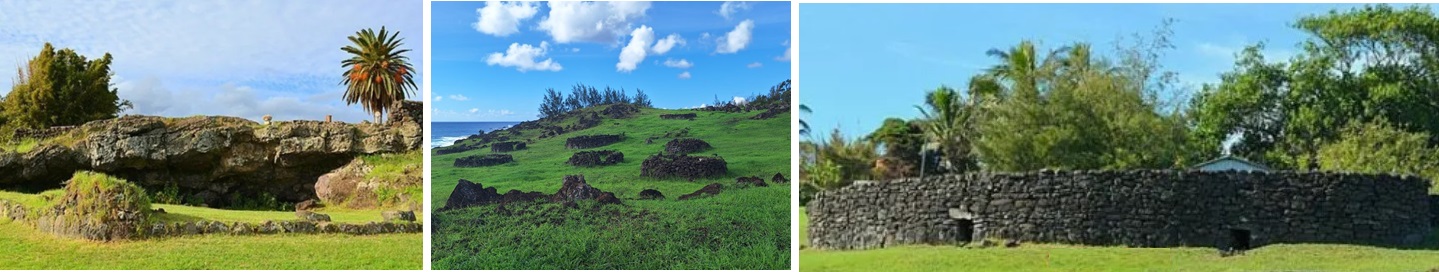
left=1317, top=121, right=1439, bottom=192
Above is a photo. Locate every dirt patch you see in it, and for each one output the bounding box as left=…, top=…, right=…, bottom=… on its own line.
left=640, top=154, right=728, bottom=179
left=565, top=134, right=624, bottom=149
left=664, top=138, right=712, bottom=154
left=491, top=141, right=527, bottom=152
left=566, top=150, right=624, bottom=167
left=660, top=113, right=696, bottom=120
left=454, top=154, right=514, bottom=167
left=677, top=183, right=724, bottom=201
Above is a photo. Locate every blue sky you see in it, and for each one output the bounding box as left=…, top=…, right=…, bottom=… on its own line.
left=800, top=3, right=1434, bottom=141
left=431, top=1, right=792, bottom=122
left=0, top=0, right=422, bottom=123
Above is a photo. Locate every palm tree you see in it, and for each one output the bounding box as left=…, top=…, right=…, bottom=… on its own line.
left=799, top=104, right=813, bottom=136
left=341, top=26, right=416, bottom=124
left=914, top=85, right=980, bottom=172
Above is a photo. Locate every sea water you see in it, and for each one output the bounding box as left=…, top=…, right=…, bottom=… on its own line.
left=430, top=122, right=520, bottom=148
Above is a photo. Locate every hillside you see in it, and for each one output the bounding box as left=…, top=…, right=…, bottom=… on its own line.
left=430, top=104, right=791, bottom=270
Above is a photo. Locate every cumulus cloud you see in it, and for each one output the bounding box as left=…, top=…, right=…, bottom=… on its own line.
left=776, top=39, right=792, bottom=61
left=538, top=1, right=650, bottom=44
left=448, top=94, right=470, bottom=101
left=473, top=1, right=539, bottom=37
left=717, top=1, right=750, bottom=20
left=469, top=108, right=480, bottom=113
left=747, top=62, right=762, bottom=68
left=716, top=19, right=754, bottom=54
left=487, top=42, right=563, bottom=72
left=616, top=25, right=655, bottom=72
left=732, top=96, right=747, bottom=105
left=678, top=71, right=691, bottom=79
left=434, top=95, right=442, bottom=102
left=651, top=33, right=685, bottom=54
left=114, top=78, right=372, bottom=122
left=663, top=58, right=693, bottom=69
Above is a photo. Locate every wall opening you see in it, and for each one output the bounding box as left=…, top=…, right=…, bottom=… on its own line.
left=956, top=219, right=974, bottom=243
left=1228, top=228, right=1252, bottom=250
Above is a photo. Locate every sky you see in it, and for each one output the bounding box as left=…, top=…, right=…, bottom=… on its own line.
left=800, top=3, right=1435, bottom=141
left=431, top=1, right=792, bottom=122
left=0, top=0, right=423, bottom=123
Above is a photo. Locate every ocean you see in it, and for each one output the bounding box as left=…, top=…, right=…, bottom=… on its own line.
left=431, top=121, right=521, bottom=148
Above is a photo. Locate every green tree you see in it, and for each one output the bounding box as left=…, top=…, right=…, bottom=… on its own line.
left=341, top=26, right=416, bottom=124
left=865, top=118, right=926, bottom=179
left=1317, top=121, right=1439, bottom=192
left=799, top=104, right=813, bottom=136
left=3, top=43, right=130, bottom=130
left=914, top=85, right=980, bottom=172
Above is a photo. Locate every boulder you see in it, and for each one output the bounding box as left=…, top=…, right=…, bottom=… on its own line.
left=550, top=175, right=604, bottom=202
left=315, top=159, right=379, bottom=208
left=772, top=173, right=789, bottom=183
left=295, top=199, right=320, bottom=211
left=737, top=176, right=768, bottom=187
left=596, top=192, right=622, bottom=205
left=382, top=210, right=417, bottom=222
left=443, top=179, right=503, bottom=210
left=638, top=189, right=665, bottom=200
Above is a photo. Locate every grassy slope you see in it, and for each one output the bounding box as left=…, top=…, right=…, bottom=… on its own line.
left=431, top=107, right=791, bottom=270
left=799, top=208, right=1439, bottom=271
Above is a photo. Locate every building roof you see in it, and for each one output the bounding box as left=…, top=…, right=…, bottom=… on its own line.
left=1191, top=155, right=1272, bottom=171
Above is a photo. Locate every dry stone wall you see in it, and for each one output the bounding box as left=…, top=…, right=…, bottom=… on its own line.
left=808, top=170, right=1432, bottom=250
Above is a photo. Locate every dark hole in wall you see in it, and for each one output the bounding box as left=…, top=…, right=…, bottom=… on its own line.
left=1229, top=228, right=1252, bottom=250
left=956, top=219, right=974, bottom=243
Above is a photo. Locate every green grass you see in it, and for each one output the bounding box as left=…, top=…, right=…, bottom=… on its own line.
left=0, top=223, right=419, bottom=269
left=150, top=204, right=395, bottom=224
left=0, top=138, right=40, bottom=153
left=431, top=106, right=791, bottom=270
left=360, top=150, right=424, bottom=209
left=798, top=208, right=1439, bottom=271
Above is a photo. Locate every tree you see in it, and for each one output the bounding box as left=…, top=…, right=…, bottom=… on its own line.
left=538, top=88, right=565, bottom=118
left=1317, top=121, right=1439, bottom=192
left=3, top=43, right=130, bottom=130
left=799, top=104, right=813, bottom=136
left=914, top=85, right=979, bottom=172
left=565, top=84, right=585, bottom=111
left=866, top=118, right=927, bottom=179
left=633, top=89, right=652, bottom=107
left=341, top=26, right=416, bottom=124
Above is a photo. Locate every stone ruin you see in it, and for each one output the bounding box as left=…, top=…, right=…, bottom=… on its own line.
left=434, top=145, right=477, bottom=155
left=664, top=138, right=712, bottom=154
left=491, top=141, right=528, bottom=152
left=10, top=126, right=75, bottom=142
left=566, top=150, right=624, bottom=167
left=442, top=175, right=621, bottom=210
left=453, top=154, right=514, bottom=167
left=565, top=134, right=624, bottom=149
left=750, top=103, right=791, bottom=120
left=387, top=100, right=423, bottom=127
left=660, top=113, right=697, bottom=120
left=602, top=103, right=641, bottom=119
left=807, top=170, right=1433, bottom=250
left=33, top=176, right=151, bottom=241
left=569, top=112, right=603, bottom=132
left=640, top=153, right=728, bottom=179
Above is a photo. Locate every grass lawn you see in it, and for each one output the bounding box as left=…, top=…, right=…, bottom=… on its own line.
left=0, top=222, right=420, bottom=269
left=431, top=106, right=791, bottom=270
left=0, top=190, right=421, bottom=269
left=799, top=208, right=1439, bottom=271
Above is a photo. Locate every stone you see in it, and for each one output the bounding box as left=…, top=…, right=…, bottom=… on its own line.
left=550, top=175, right=604, bottom=202
left=737, top=176, right=768, bottom=187
left=772, top=172, right=789, bottom=183
left=382, top=210, right=417, bottom=222
left=295, top=199, right=319, bottom=211
left=677, top=183, right=723, bottom=201
left=443, top=179, right=503, bottom=210
left=637, top=189, right=665, bottom=200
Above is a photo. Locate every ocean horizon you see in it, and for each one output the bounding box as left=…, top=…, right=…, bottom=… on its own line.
left=431, top=121, right=521, bottom=148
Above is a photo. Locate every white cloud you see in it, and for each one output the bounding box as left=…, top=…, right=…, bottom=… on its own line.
left=678, top=71, right=691, bottom=79
left=486, top=42, right=563, bottom=72
left=0, top=1, right=421, bottom=122
left=434, top=95, right=442, bottom=102
left=469, top=108, right=480, bottom=113
left=776, top=39, right=792, bottom=61
left=716, top=19, right=754, bottom=54
left=732, top=96, right=747, bottom=105
left=616, top=25, right=655, bottom=72
left=537, top=1, right=650, bottom=44
left=473, top=1, right=539, bottom=37
left=489, top=109, right=515, bottom=116
left=448, top=94, right=470, bottom=101
left=663, top=58, right=693, bottom=69
left=651, top=33, right=685, bottom=54
left=747, top=62, right=762, bottom=68
left=717, top=1, right=750, bottom=20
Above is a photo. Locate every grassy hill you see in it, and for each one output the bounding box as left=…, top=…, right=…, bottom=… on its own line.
left=430, top=105, right=791, bottom=270
left=799, top=208, right=1439, bottom=271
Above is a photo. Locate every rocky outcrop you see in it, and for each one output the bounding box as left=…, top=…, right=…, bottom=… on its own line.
left=442, top=175, right=623, bottom=210
left=34, top=172, right=151, bottom=241
left=314, top=158, right=378, bottom=208
left=491, top=141, right=527, bottom=152
left=737, top=176, right=768, bottom=187
left=443, top=179, right=504, bottom=210
left=0, top=114, right=422, bottom=206
left=550, top=175, right=605, bottom=203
